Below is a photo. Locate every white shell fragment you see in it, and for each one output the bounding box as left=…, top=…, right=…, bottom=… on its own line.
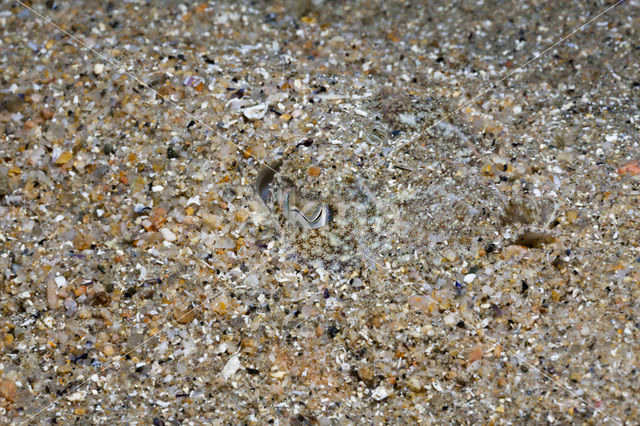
left=54, top=276, right=67, bottom=288
left=220, top=355, right=241, bottom=381
left=66, top=391, right=87, bottom=402
left=371, top=386, right=392, bottom=401
left=93, top=63, right=105, bottom=75
left=159, top=227, right=177, bottom=242
left=241, top=103, right=268, bottom=120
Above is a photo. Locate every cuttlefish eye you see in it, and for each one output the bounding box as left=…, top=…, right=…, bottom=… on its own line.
left=254, top=160, right=282, bottom=208
left=282, top=188, right=332, bottom=230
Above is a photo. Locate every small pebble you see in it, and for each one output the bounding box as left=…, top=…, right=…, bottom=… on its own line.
left=54, top=276, right=67, bottom=288
left=309, top=166, right=321, bottom=177
left=55, top=151, right=73, bottom=165
left=93, top=63, right=105, bottom=75
left=0, top=378, right=16, bottom=402
left=173, top=305, right=197, bottom=324
left=443, top=313, right=457, bottom=326
left=103, top=143, right=115, bottom=155
left=444, top=250, right=456, bottom=262
left=159, top=227, right=177, bottom=242
left=407, top=295, right=429, bottom=311
left=468, top=344, right=484, bottom=362
left=167, top=146, right=179, bottom=159
left=618, top=161, right=640, bottom=176
left=93, top=291, right=111, bottom=306
left=66, top=391, right=86, bottom=402
left=327, top=325, right=339, bottom=338
left=244, top=274, right=259, bottom=287
left=371, top=386, right=392, bottom=401
left=64, top=297, right=77, bottom=316
left=1, top=94, right=24, bottom=113
left=407, top=377, right=423, bottom=392
left=102, top=343, right=115, bottom=357
left=40, top=107, right=54, bottom=120
left=127, top=333, right=144, bottom=351
left=357, top=367, right=374, bottom=382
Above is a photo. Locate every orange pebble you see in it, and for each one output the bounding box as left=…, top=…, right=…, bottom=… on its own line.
left=40, top=108, right=54, bottom=120
left=468, top=344, right=484, bottom=362
left=618, top=161, right=640, bottom=176
left=309, top=166, right=321, bottom=177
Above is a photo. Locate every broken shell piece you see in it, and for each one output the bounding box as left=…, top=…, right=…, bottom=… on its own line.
left=242, top=103, right=269, bottom=120
left=282, top=188, right=332, bottom=230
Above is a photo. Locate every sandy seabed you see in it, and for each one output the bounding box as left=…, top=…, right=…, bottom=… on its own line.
left=0, top=0, right=639, bottom=424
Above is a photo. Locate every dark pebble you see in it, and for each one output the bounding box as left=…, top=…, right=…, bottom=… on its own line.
left=295, top=139, right=314, bottom=148
left=123, top=287, right=137, bottom=298
left=328, top=325, right=339, bottom=339
left=1, top=94, right=24, bottom=113
left=94, top=291, right=111, bottom=306
left=167, top=146, right=179, bottom=159
left=72, top=353, right=88, bottom=363
left=454, top=280, right=464, bottom=296
left=103, top=143, right=115, bottom=155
